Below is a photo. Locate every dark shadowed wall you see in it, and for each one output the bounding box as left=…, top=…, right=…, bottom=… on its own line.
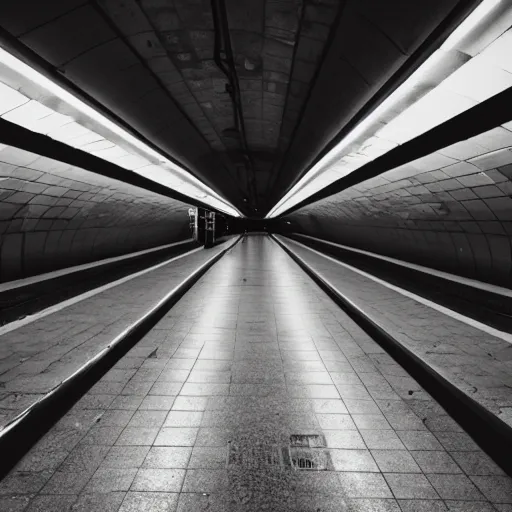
left=282, top=124, right=512, bottom=287
left=0, top=144, right=192, bottom=282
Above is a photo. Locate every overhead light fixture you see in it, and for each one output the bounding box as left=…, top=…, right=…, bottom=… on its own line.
left=441, top=0, right=501, bottom=50
left=266, top=0, right=506, bottom=219
left=0, top=47, right=242, bottom=217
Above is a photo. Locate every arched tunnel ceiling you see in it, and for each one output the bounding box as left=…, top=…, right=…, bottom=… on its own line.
left=0, top=0, right=471, bottom=217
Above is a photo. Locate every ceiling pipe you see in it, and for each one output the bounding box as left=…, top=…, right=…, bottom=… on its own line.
left=211, top=0, right=258, bottom=211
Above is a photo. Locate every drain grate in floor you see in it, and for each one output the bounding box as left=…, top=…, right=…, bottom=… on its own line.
left=226, top=435, right=331, bottom=470
left=289, top=435, right=331, bottom=470
left=290, top=447, right=331, bottom=470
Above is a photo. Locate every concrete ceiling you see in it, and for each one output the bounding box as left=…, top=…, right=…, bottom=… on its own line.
left=0, top=0, right=469, bottom=217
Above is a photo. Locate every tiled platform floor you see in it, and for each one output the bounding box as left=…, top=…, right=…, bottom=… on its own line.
left=0, top=237, right=237, bottom=431
left=276, top=235, right=512, bottom=430
left=1, top=235, right=511, bottom=511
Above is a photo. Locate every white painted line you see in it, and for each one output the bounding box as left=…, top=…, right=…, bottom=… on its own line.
left=0, top=236, right=240, bottom=437
left=0, top=238, right=194, bottom=293
left=292, top=232, right=512, bottom=298
left=277, top=235, right=512, bottom=345
left=0, top=245, right=204, bottom=337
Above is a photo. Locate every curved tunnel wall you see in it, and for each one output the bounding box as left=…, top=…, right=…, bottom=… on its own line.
left=282, top=123, right=512, bottom=288
left=0, top=144, right=192, bottom=283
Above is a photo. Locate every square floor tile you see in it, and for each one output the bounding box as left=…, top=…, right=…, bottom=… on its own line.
left=337, top=472, right=392, bottom=498
left=131, top=468, right=185, bottom=492
left=385, top=474, right=438, bottom=499
left=96, top=410, right=134, bottom=427
left=70, top=492, right=125, bottom=512
left=115, top=428, right=159, bottom=446
left=412, top=451, right=462, bottom=474
left=384, top=413, right=426, bottom=431
left=172, top=396, right=209, bottom=411
left=187, top=371, right=231, bottom=383
left=149, top=382, right=183, bottom=396
left=109, top=395, right=144, bottom=411
left=138, top=396, right=175, bottom=410
left=80, top=427, right=123, bottom=446
left=372, top=450, right=421, bottom=473
left=195, top=427, right=233, bottom=447
left=286, top=372, right=333, bottom=385
left=317, top=413, right=356, bottom=430
left=59, top=445, right=110, bottom=473
left=323, top=430, right=366, bottom=449
left=121, top=381, right=152, bottom=396
left=344, top=399, right=381, bottom=415
left=398, top=499, right=448, bottom=512
left=188, top=447, right=227, bottom=469
left=397, top=432, right=443, bottom=451
left=330, top=449, right=379, bottom=472
left=118, top=491, right=178, bottom=512
left=445, top=501, right=497, bottom=511
left=434, top=433, right=479, bottom=451
left=450, top=452, right=506, bottom=476
left=165, top=359, right=195, bottom=370
left=345, top=498, right=401, bottom=512
left=164, top=411, right=203, bottom=427
left=84, top=468, right=137, bottom=493
left=42, top=470, right=93, bottom=495
left=101, top=446, right=149, bottom=468
left=127, top=411, right=166, bottom=428
left=423, top=415, right=464, bottom=433
left=180, top=383, right=229, bottom=396
left=336, top=385, right=372, bottom=400
left=143, top=447, right=192, bottom=469
left=426, top=474, right=483, bottom=500
left=311, top=399, right=348, bottom=414
left=181, top=469, right=229, bottom=493
left=25, top=494, right=77, bottom=512
left=0, top=471, right=52, bottom=495
left=353, top=414, right=392, bottom=430
left=361, top=431, right=405, bottom=450
left=154, top=428, right=199, bottom=447
left=157, top=369, right=190, bottom=382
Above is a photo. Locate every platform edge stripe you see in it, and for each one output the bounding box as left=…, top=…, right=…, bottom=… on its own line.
left=0, top=235, right=242, bottom=476
left=271, top=233, right=512, bottom=476
left=0, top=238, right=195, bottom=293
left=282, top=234, right=512, bottom=345
left=290, top=232, right=512, bottom=299
left=0, top=245, right=204, bottom=337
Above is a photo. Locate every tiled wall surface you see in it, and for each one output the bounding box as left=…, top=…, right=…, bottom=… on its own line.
left=284, top=124, right=512, bottom=287
left=0, top=144, right=191, bottom=282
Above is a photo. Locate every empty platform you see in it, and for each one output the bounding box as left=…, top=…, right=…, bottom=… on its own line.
left=0, top=235, right=511, bottom=511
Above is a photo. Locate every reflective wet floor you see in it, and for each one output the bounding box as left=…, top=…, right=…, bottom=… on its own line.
left=1, top=235, right=511, bottom=511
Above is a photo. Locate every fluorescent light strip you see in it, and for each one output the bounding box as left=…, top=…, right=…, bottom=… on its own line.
left=0, top=48, right=241, bottom=217
left=441, top=0, right=501, bottom=50
left=267, top=0, right=507, bottom=218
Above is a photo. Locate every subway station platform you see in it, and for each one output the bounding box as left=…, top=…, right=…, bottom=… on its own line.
left=1, top=235, right=511, bottom=512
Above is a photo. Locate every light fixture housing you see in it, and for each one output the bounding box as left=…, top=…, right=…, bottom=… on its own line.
left=266, top=0, right=510, bottom=219
left=0, top=47, right=242, bottom=218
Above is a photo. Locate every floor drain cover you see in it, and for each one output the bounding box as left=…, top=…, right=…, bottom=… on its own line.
left=290, top=447, right=331, bottom=470
left=289, top=435, right=330, bottom=470
left=227, top=436, right=330, bottom=470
